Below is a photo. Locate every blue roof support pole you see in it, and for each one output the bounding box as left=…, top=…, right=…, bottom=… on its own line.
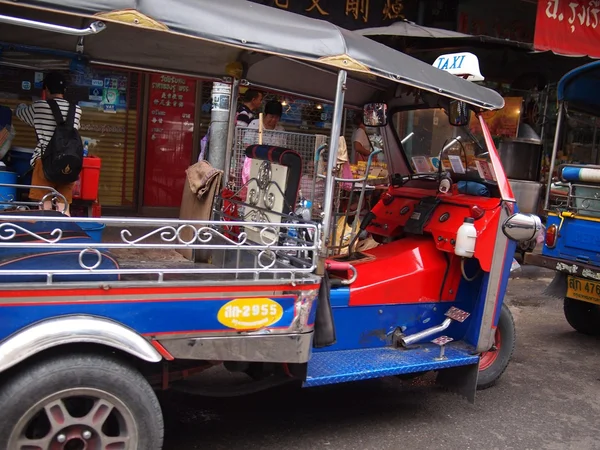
left=544, top=102, right=565, bottom=211
left=319, top=69, right=347, bottom=264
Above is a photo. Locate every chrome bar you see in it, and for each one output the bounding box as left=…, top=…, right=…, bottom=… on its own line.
left=321, top=70, right=347, bottom=258
left=223, top=77, right=240, bottom=186
left=0, top=15, right=106, bottom=36
left=400, top=318, right=452, bottom=347
left=545, top=102, right=564, bottom=210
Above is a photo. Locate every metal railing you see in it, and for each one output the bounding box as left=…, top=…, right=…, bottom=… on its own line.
left=0, top=213, right=320, bottom=286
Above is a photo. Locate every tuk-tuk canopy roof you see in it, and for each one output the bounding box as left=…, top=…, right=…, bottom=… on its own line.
left=557, top=61, right=600, bottom=115
left=0, top=0, right=504, bottom=110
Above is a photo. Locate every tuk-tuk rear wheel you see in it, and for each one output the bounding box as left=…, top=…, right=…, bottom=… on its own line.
left=477, top=303, right=515, bottom=390
left=564, top=297, right=600, bottom=336
left=0, top=352, right=164, bottom=450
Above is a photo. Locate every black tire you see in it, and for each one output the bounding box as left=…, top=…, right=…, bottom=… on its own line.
left=477, top=303, right=515, bottom=390
left=564, top=297, right=600, bottom=336
left=0, top=352, right=163, bottom=450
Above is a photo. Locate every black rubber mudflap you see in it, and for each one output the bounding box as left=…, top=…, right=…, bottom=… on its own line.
left=314, top=271, right=337, bottom=348
left=543, top=271, right=567, bottom=299
left=404, top=196, right=441, bottom=235
left=437, top=361, right=479, bottom=404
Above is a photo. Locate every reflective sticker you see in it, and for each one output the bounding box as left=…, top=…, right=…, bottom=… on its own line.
left=218, top=298, right=284, bottom=330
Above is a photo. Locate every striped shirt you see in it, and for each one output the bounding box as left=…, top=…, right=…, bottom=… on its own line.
left=15, top=99, right=82, bottom=166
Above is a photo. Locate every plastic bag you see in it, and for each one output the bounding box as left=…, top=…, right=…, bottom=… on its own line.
left=0, top=125, right=16, bottom=160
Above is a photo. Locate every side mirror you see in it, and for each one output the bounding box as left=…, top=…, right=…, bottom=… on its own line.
left=502, top=213, right=542, bottom=242
left=448, top=100, right=470, bottom=127
left=363, top=103, right=388, bottom=127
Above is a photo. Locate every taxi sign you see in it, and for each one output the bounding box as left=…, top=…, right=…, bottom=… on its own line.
left=433, top=52, right=484, bottom=82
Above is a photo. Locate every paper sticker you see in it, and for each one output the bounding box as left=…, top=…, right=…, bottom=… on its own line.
left=429, top=157, right=441, bottom=170
left=34, top=72, right=44, bottom=89
left=412, top=156, right=433, bottom=173
left=448, top=155, right=466, bottom=174
left=92, top=79, right=104, bottom=87
left=218, top=298, right=284, bottom=330
left=475, top=160, right=497, bottom=182
left=89, top=87, right=103, bottom=102
left=21, top=81, right=31, bottom=91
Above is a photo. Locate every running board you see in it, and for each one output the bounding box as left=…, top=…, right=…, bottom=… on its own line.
left=305, top=344, right=479, bottom=390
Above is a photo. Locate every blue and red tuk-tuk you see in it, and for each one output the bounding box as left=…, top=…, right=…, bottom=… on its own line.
left=0, top=1, right=540, bottom=448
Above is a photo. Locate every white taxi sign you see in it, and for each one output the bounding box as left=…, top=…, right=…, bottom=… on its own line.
left=433, top=52, right=484, bottom=82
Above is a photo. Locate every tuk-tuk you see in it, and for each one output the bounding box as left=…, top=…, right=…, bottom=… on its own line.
left=526, top=61, right=600, bottom=336
left=0, top=1, right=541, bottom=448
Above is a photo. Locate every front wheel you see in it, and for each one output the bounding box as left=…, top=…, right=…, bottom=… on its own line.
left=477, top=303, right=515, bottom=390
left=564, top=297, right=600, bottom=335
left=0, top=352, right=164, bottom=450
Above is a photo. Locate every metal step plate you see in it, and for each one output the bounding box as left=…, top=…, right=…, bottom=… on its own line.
left=305, top=343, right=478, bottom=388
left=445, top=306, right=470, bottom=322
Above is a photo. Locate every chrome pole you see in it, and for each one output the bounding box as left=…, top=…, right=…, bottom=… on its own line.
left=223, top=78, right=240, bottom=186
left=544, top=102, right=564, bottom=210
left=320, top=70, right=347, bottom=259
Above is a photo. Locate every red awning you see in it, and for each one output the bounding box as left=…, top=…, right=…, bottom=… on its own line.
left=534, top=0, right=600, bottom=58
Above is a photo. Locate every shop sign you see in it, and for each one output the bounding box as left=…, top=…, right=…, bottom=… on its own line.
left=248, top=0, right=419, bottom=30
left=143, top=74, right=197, bottom=207
left=534, top=0, right=600, bottom=57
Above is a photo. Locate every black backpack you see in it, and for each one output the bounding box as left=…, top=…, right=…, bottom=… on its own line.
left=42, top=99, right=83, bottom=184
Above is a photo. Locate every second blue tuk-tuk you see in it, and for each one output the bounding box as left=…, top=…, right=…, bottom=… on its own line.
left=526, top=61, right=600, bottom=335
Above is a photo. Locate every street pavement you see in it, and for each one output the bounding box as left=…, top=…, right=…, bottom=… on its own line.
left=161, top=270, right=600, bottom=450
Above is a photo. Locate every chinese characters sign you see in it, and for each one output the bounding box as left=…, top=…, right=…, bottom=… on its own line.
left=143, top=74, right=196, bottom=207
left=250, top=0, right=416, bottom=30
left=534, top=0, right=600, bottom=57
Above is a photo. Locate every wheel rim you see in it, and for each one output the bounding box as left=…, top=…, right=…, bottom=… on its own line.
left=8, top=387, right=138, bottom=450
left=479, top=328, right=502, bottom=371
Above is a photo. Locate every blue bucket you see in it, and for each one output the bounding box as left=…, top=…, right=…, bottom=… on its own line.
left=6, top=147, right=34, bottom=186
left=76, top=222, right=106, bottom=243
left=0, top=170, right=18, bottom=209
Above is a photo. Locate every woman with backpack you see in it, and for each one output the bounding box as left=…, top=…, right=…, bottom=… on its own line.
left=15, top=72, right=83, bottom=216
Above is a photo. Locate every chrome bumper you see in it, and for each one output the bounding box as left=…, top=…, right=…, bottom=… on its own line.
left=158, top=332, right=313, bottom=363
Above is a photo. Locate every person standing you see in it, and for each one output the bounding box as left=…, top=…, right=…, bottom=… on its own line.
left=241, top=100, right=285, bottom=188
left=236, top=89, right=263, bottom=127
left=351, top=113, right=372, bottom=163
left=15, top=72, right=82, bottom=216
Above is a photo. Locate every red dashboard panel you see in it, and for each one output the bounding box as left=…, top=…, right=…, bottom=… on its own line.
left=348, top=237, right=462, bottom=306
left=365, top=186, right=502, bottom=272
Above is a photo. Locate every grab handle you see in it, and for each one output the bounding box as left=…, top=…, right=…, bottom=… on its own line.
left=325, top=260, right=358, bottom=285
left=0, top=14, right=106, bottom=36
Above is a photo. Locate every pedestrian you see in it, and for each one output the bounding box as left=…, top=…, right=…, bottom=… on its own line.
left=352, top=113, right=372, bottom=163
left=241, top=100, right=286, bottom=185
left=15, top=72, right=82, bottom=216
left=236, top=89, right=264, bottom=127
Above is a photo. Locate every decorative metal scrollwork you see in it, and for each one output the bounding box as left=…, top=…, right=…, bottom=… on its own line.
left=257, top=161, right=271, bottom=190
left=0, top=223, right=63, bottom=243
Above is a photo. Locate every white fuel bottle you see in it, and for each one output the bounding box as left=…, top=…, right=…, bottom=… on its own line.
left=455, top=217, right=476, bottom=257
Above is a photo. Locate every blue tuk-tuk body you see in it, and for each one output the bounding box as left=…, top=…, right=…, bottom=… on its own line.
left=526, top=61, right=600, bottom=334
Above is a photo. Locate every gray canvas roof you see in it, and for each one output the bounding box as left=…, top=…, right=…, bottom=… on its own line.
left=0, top=0, right=504, bottom=109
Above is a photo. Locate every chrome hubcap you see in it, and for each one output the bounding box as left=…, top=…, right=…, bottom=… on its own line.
left=9, top=388, right=138, bottom=450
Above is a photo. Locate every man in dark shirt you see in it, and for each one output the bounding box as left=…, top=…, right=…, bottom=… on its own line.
left=236, top=89, right=263, bottom=127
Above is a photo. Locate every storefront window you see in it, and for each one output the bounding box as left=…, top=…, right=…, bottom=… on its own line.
left=0, top=65, right=140, bottom=207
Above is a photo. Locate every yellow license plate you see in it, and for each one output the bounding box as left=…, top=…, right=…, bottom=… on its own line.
left=567, top=277, right=600, bottom=305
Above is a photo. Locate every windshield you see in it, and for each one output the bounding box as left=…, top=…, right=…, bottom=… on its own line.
left=392, top=108, right=497, bottom=185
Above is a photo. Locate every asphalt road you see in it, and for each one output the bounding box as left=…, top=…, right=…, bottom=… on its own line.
left=161, top=273, right=600, bottom=450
